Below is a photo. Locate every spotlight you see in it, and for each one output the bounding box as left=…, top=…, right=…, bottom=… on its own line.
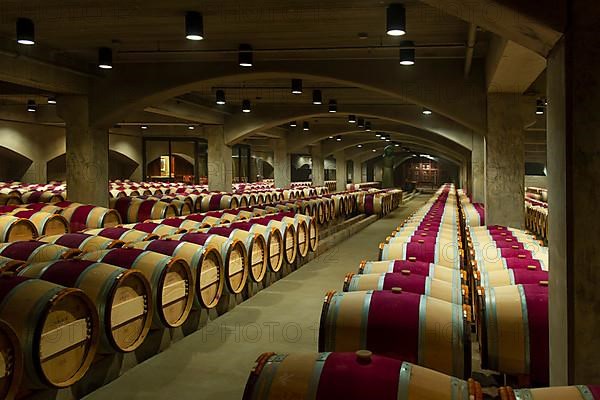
left=422, top=107, right=432, bottom=115
left=386, top=4, right=406, bottom=36
left=239, top=44, right=253, bottom=67
left=328, top=100, right=337, bottom=113
left=26, top=100, right=36, bottom=112
left=348, top=115, right=357, bottom=124
left=47, top=97, right=57, bottom=105
left=290, top=121, right=297, bottom=127
left=365, top=121, right=372, bottom=131
left=242, top=99, right=251, bottom=113
left=16, top=18, right=35, bottom=45
left=312, top=90, right=322, bottom=105
left=216, top=90, right=226, bottom=105
left=292, top=79, right=303, bottom=95
left=357, top=118, right=365, bottom=129
left=335, top=135, right=342, bottom=142
left=303, top=122, right=310, bottom=131
left=400, top=41, right=415, bottom=66
left=185, top=11, right=204, bottom=40
left=98, top=47, right=113, bottom=69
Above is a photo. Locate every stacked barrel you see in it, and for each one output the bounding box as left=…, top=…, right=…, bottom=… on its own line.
left=458, top=189, right=485, bottom=227
left=314, top=184, right=471, bottom=383
left=466, top=221, right=550, bottom=387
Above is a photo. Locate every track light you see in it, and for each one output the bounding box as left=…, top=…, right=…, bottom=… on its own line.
left=290, top=121, right=297, bottom=127
left=303, top=122, right=310, bottom=131
left=185, top=11, right=204, bottom=40
left=292, top=79, right=303, bottom=95
left=312, top=90, right=322, bottom=105
left=348, top=115, right=357, bottom=124
left=26, top=100, right=36, bottom=112
left=328, top=100, right=337, bottom=113
left=239, top=44, right=253, bottom=67
left=386, top=4, right=406, bottom=36
left=98, top=47, right=113, bottom=69
left=357, top=118, right=365, bottom=129
left=399, top=41, right=415, bottom=66
left=336, top=135, right=342, bottom=142
left=216, top=90, right=226, bottom=105
left=536, top=99, right=545, bottom=115
left=365, top=121, right=372, bottom=131
left=16, top=18, right=35, bottom=45
left=357, top=144, right=363, bottom=148
left=47, top=97, right=57, bottom=105
left=422, top=107, right=432, bottom=115
left=242, top=99, right=251, bottom=113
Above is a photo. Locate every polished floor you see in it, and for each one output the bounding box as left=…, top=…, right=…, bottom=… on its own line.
left=84, top=195, right=429, bottom=400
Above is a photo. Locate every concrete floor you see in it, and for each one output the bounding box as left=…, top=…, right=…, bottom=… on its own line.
left=83, top=195, right=428, bottom=400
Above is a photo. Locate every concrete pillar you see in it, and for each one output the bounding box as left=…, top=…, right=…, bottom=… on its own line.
left=471, top=134, right=485, bottom=203
left=485, top=93, right=525, bottom=228
left=57, top=96, right=108, bottom=207
left=311, top=143, right=324, bottom=187
left=548, top=9, right=600, bottom=384
left=272, top=139, right=290, bottom=189
left=206, top=126, right=232, bottom=192
left=334, top=151, right=346, bottom=193
left=353, top=159, right=362, bottom=184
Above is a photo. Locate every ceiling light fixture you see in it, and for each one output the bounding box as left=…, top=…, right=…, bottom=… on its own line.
left=536, top=99, right=545, bottom=115
left=303, top=122, right=310, bottom=131
left=348, top=115, right=357, bottom=124
left=242, top=99, right=251, bottom=113
left=422, top=107, right=432, bottom=115
left=47, top=97, right=57, bottom=105
left=185, top=11, right=204, bottom=40
left=239, top=44, right=253, bottom=67
left=292, top=79, right=303, bottom=95
left=357, top=144, right=363, bottom=148
left=386, top=4, right=406, bottom=36
left=216, top=90, right=226, bottom=105
left=336, top=135, right=342, bottom=142
left=372, top=149, right=377, bottom=152
left=399, top=41, right=415, bottom=66
left=375, top=132, right=381, bottom=137
left=312, top=90, right=322, bottom=105
left=357, top=118, right=365, bottom=129
left=365, top=121, right=372, bottom=131
left=16, top=18, right=35, bottom=45
left=26, top=100, right=36, bottom=112
left=328, top=100, right=337, bottom=113
left=98, top=47, right=113, bottom=69
left=290, top=121, right=297, bottom=127
left=141, top=125, right=148, bottom=130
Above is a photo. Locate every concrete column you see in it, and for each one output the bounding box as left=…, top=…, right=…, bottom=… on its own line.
left=334, top=151, right=346, bottom=192
left=548, top=10, right=600, bottom=384
left=311, top=143, right=324, bottom=187
left=272, top=139, right=290, bottom=189
left=57, top=95, right=108, bottom=207
left=353, top=159, right=362, bottom=184
left=471, top=134, right=485, bottom=203
left=485, top=93, right=525, bottom=228
left=206, top=126, right=232, bottom=192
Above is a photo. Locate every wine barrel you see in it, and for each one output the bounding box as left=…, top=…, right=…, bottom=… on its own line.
left=244, top=352, right=482, bottom=400
left=228, top=222, right=284, bottom=273
left=252, top=219, right=297, bottom=264
left=160, top=198, right=192, bottom=217
left=158, top=217, right=205, bottom=231
left=0, top=241, right=79, bottom=262
left=39, top=233, right=123, bottom=253
left=359, top=260, right=466, bottom=283
left=379, top=241, right=461, bottom=269
left=60, top=204, right=121, bottom=232
left=124, top=240, right=224, bottom=309
left=0, top=319, right=23, bottom=400
left=480, top=283, right=548, bottom=386
left=0, top=194, right=22, bottom=206
left=121, top=222, right=184, bottom=237
left=320, top=290, right=470, bottom=378
left=0, top=276, right=99, bottom=388
left=166, top=233, right=248, bottom=294
left=84, top=227, right=159, bottom=243
left=499, top=385, right=600, bottom=400
left=200, top=194, right=239, bottom=212
left=80, top=249, right=194, bottom=328
left=344, top=272, right=465, bottom=304
left=20, top=191, right=64, bottom=204
left=9, top=210, right=68, bottom=236
left=478, top=269, right=548, bottom=288
left=110, top=197, right=177, bottom=223
left=17, top=260, right=152, bottom=353
left=203, top=227, right=267, bottom=283
left=0, top=215, right=38, bottom=242
left=268, top=215, right=310, bottom=258
left=0, top=256, right=25, bottom=272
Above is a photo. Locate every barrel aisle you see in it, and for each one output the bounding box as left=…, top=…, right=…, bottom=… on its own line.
left=83, top=195, right=430, bottom=400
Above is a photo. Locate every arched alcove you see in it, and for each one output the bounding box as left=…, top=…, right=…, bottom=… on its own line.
left=0, top=146, right=33, bottom=181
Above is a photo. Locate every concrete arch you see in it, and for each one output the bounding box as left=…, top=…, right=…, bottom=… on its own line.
left=347, top=141, right=464, bottom=167
left=90, top=59, right=486, bottom=135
